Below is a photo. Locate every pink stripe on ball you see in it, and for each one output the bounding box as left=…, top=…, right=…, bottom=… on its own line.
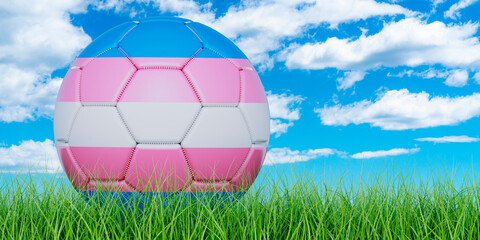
left=70, top=146, right=135, bottom=181
left=125, top=146, right=191, bottom=192
left=186, top=181, right=232, bottom=192
left=87, top=181, right=134, bottom=192
left=57, top=146, right=88, bottom=190
left=240, top=70, right=267, bottom=103
left=230, top=146, right=267, bottom=191
left=81, top=57, right=136, bottom=102
left=184, top=57, right=241, bottom=103
left=57, top=68, right=81, bottom=102
left=183, top=147, right=250, bottom=181
left=118, top=69, right=199, bottom=102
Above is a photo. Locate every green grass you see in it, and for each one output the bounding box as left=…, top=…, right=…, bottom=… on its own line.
left=1, top=168, right=480, bottom=239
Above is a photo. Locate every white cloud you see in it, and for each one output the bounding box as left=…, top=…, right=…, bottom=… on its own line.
left=264, top=147, right=344, bottom=165
left=0, top=65, right=63, bottom=122
left=432, top=0, right=446, bottom=6
left=93, top=0, right=412, bottom=69
left=474, top=72, right=480, bottom=84
left=388, top=68, right=450, bottom=79
left=430, top=0, right=446, bottom=13
left=0, top=0, right=91, bottom=122
left=337, top=71, right=366, bottom=90
left=285, top=18, right=480, bottom=77
left=317, top=89, right=480, bottom=130
left=444, top=0, right=479, bottom=19
left=270, top=119, right=294, bottom=137
left=415, top=135, right=479, bottom=143
left=388, top=68, right=472, bottom=87
left=267, top=91, right=304, bottom=137
left=0, top=139, right=61, bottom=173
left=351, top=147, right=419, bottom=159
left=444, top=69, right=469, bottom=87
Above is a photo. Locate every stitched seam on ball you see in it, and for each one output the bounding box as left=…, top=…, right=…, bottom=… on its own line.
left=181, top=148, right=197, bottom=182
left=115, top=69, right=137, bottom=102
left=118, top=47, right=139, bottom=70
left=238, top=106, right=255, bottom=144
left=238, top=68, right=243, bottom=103
left=79, top=47, right=116, bottom=104
left=78, top=66, right=83, bottom=103
left=115, top=107, right=137, bottom=144
left=123, top=180, right=138, bottom=192
left=115, top=22, right=140, bottom=71
left=122, top=146, right=137, bottom=180
left=81, top=103, right=117, bottom=107
left=183, top=22, right=239, bottom=70
left=184, top=23, right=204, bottom=48
left=179, top=105, right=202, bottom=144
left=89, top=179, right=137, bottom=192
left=207, top=47, right=242, bottom=69
left=67, top=145, right=90, bottom=189
left=181, top=48, right=202, bottom=70
left=139, top=65, right=180, bottom=70
left=118, top=22, right=139, bottom=45
left=228, top=146, right=253, bottom=188
left=181, top=105, right=201, bottom=182
left=202, top=104, right=238, bottom=108
left=65, top=105, right=82, bottom=143
left=83, top=47, right=116, bottom=68
left=182, top=179, right=193, bottom=192
left=136, top=141, right=181, bottom=145
left=181, top=70, right=203, bottom=103
left=76, top=68, right=83, bottom=102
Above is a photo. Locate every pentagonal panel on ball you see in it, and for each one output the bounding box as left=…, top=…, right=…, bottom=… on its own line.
left=182, top=107, right=251, bottom=181
left=119, top=20, right=202, bottom=68
left=69, top=107, right=136, bottom=180
left=125, top=144, right=191, bottom=192
left=80, top=48, right=136, bottom=103
left=184, top=49, right=241, bottom=104
left=117, top=69, right=201, bottom=143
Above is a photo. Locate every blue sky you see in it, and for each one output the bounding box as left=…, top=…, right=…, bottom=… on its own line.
left=0, top=0, right=480, bottom=177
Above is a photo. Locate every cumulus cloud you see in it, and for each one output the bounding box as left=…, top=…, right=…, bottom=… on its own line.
left=444, top=69, right=469, bottom=87
left=264, top=147, right=344, bottom=165
left=415, top=135, right=479, bottom=143
left=351, top=147, right=419, bottom=159
left=337, top=71, right=366, bottom=90
left=0, top=0, right=91, bottom=122
left=93, top=0, right=411, bottom=69
left=285, top=18, right=480, bottom=87
left=0, top=139, right=61, bottom=173
left=267, top=91, right=304, bottom=137
left=317, top=89, right=480, bottom=130
left=444, top=0, right=479, bottom=19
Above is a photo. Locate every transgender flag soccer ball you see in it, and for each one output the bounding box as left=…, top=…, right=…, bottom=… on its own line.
left=54, top=17, right=270, bottom=196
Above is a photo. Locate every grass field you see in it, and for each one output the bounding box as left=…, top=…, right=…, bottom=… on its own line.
left=1, top=167, right=480, bottom=239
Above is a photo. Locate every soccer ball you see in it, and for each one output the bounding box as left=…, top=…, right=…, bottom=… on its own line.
left=54, top=17, right=270, bottom=196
